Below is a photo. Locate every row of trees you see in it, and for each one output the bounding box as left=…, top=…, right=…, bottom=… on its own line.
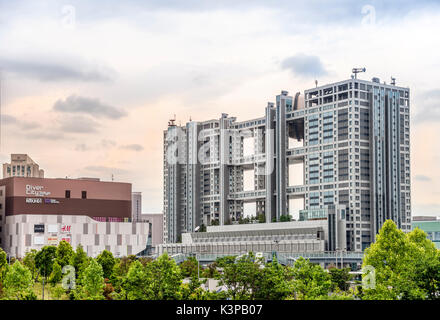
left=1, top=219, right=440, bottom=300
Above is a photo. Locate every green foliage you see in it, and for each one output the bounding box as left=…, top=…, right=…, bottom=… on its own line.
left=180, top=274, right=208, bottom=300
left=56, top=241, right=74, bottom=268
left=110, top=255, right=137, bottom=293
left=35, top=246, right=57, bottom=279
left=76, top=259, right=105, bottom=300
left=201, top=262, right=219, bottom=278
left=122, top=260, right=150, bottom=300
left=96, top=250, right=116, bottom=280
left=49, top=261, right=63, bottom=286
left=216, top=253, right=262, bottom=300
left=329, top=267, right=352, bottom=291
left=144, top=253, right=183, bottom=300
left=0, top=248, right=7, bottom=283
left=290, top=257, right=332, bottom=300
left=279, top=215, right=292, bottom=222
left=253, top=259, right=293, bottom=300
left=180, top=257, right=200, bottom=278
left=2, top=261, right=34, bottom=300
left=256, top=214, right=266, bottom=223
left=362, top=220, right=440, bottom=300
left=23, top=249, right=38, bottom=280
left=71, top=244, right=88, bottom=281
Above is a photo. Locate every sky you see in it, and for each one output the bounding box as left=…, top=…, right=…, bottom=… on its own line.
left=0, top=0, right=440, bottom=216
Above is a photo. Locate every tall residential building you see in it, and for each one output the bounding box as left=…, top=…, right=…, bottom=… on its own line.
left=163, top=76, right=411, bottom=251
left=132, top=192, right=142, bottom=222
left=3, top=154, right=44, bottom=178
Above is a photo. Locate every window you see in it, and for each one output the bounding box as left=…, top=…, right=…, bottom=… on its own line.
left=65, top=190, right=71, bottom=198
left=82, top=191, right=87, bottom=199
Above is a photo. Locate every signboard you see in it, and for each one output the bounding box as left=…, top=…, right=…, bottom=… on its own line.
left=34, top=236, right=44, bottom=245
left=44, top=199, right=60, bottom=204
left=61, top=236, right=71, bottom=244
left=34, top=224, right=45, bottom=233
left=27, top=198, right=42, bottom=204
left=47, top=237, right=58, bottom=245
left=48, top=224, right=58, bottom=233
left=61, top=225, right=71, bottom=233
left=26, top=184, right=51, bottom=196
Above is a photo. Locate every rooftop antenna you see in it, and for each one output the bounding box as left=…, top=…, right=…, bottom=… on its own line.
left=391, top=76, right=396, bottom=86
left=168, top=114, right=176, bottom=127
left=189, top=116, right=192, bottom=122
left=111, top=174, right=114, bottom=182
left=315, top=79, right=318, bottom=88
left=352, top=67, right=366, bottom=79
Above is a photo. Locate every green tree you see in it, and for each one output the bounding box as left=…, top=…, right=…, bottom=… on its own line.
left=35, top=246, right=57, bottom=279
left=56, top=241, right=74, bottom=268
left=35, top=245, right=56, bottom=299
left=71, top=244, right=88, bottom=280
left=96, top=250, right=116, bottom=280
left=216, top=253, right=262, bottom=300
left=362, top=220, right=440, bottom=300
left=329, top=267, right=352, bottom=292
left=122, top=260, right=151, bottom=300
left=290, top=257, right=332, bottom=300
left=180, top=273, right=208, bottom=300
left=76, top=259, right=105, bottom=300
left=49, top=261, right=63, bottom=286
left=110, top=255, right=137, bottom=293
left=253, top=259, right=293, bottom=300
left=180, top=256, right=201, bottom=278
left=201, top=262, right=219, bottom=278
left=23, top=249, right=38, bottom=280
left=0, top=248, right=7, bottom=283
left=144, top=253, right=182, bottom=300
left=2, top=261, right=34, bottom=300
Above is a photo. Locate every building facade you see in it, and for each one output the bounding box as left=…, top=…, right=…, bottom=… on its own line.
left=0, top=177, right=151, bottom=258
left=3, top=154, right=44, bottom=178
left=141, top=213, right=164, bottom=247
left=163, top=76, right=411, bottom=252
left=132, top=192, right=142, bottom=222
left=412, top=217, right=440, bottom=249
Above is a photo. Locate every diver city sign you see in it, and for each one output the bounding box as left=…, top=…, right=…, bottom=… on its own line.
left=25, top=184, right=51, bottom=197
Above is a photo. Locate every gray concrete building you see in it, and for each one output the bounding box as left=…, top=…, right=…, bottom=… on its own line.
left=163, top=75, right=411, bottom=253
left=3, top=154, right=44, bottom=178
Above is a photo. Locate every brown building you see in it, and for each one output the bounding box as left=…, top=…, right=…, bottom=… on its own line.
left=0, top=177, right=153, bottom=258
left=0, top=177, right=131, bottom=220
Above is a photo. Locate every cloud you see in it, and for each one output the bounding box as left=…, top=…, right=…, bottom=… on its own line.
left=101, top=139, right=117, bottom=148
left=119, top=144, right=144, bottom=151
left=75, top=143, right=91, bottom=152
left=58, top=115, right=100, bottom=133
left=53, top=95, right=127, bottom=119
left=0, top=57, right=115, bottom=82
left=414, top=89, right=440, bottom=123
left=2, top=114, right=41, bottom=130
left=24, top=131, right=66, bottom=140
left=281, top=54, right=327, bottom=78
left=415, top=174, right=432, bottom=182
left=84, top=165, right=129, bottom=175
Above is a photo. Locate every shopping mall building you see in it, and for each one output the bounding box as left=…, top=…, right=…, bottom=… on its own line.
left=0, top=177, right=152, bottom=258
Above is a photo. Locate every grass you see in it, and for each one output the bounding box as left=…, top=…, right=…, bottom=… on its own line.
left=32, top=281, right=69, bottom=300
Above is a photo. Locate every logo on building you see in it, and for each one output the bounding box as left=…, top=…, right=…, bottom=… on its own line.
left=61, top=225, right=71, bottom=233
left=34, top=224, right=45, bottom=233
left=48, top=237, right=58, bottom=245
left=27, top=198, right=43, bottom=204
left=44, top=199, right=60, bottom=204
left=26, top=184, right=51, bottom=197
